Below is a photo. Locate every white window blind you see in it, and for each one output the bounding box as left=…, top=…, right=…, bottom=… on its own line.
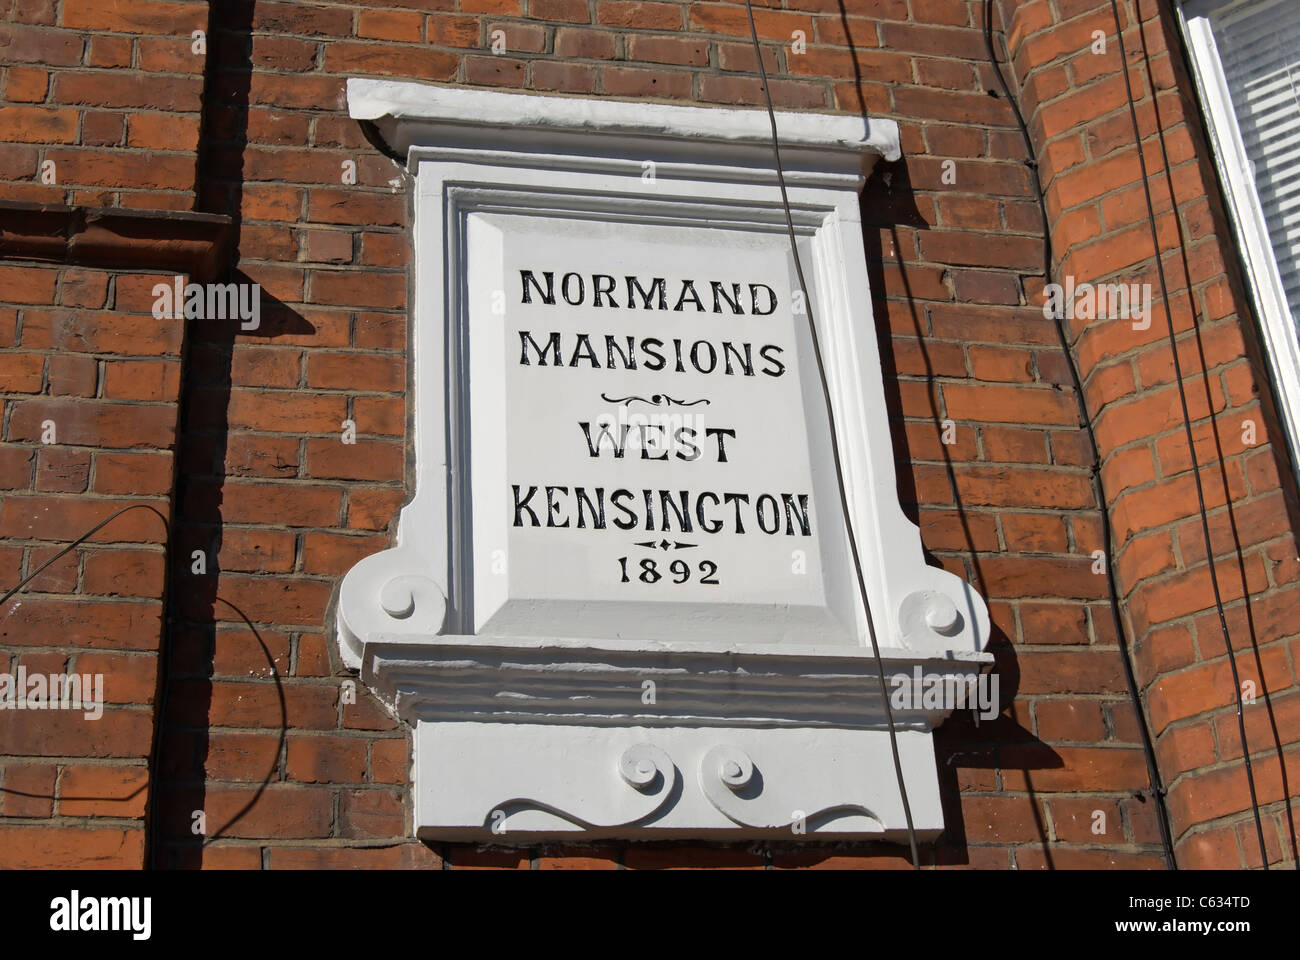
left=1203, top=0, right=1300, bottom=330
left=1181, top=0, right=1300, bottom=486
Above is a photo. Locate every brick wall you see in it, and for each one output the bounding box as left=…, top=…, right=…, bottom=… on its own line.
left=999, top=0, right=1300, bottom=868
left=2, top=0, right=1296, bottom=868
left=0, top=0, right=209, bottom=209
left=0, top=261, right=180, bottom=867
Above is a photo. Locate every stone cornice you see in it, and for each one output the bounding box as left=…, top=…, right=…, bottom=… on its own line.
left=347, top=78, right=901, bottom=181
left=364, top=632, right=992, bottom=730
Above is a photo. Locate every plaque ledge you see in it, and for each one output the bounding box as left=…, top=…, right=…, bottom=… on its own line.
left=346, top=77, right=902, bottom=164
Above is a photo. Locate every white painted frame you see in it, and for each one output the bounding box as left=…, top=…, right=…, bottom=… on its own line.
left=337, top=80, right=992, bottom=842
left=1178, top=0, right=1300, bottom=486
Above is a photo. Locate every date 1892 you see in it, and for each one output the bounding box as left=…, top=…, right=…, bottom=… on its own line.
left=617, top=557, right=719, bottom=585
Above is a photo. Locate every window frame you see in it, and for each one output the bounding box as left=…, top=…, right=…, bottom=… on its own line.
left=1177, top=0, right=1300, bottom=484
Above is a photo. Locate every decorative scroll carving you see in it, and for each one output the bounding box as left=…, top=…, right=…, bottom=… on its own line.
left=599, top=392, right=711, bottom=407
left=336, top=548, right=446, bottom=670
left=899, top=589, right=964, bottom=648
left=485, top=744, right=677, bottom=833
left=699, top=745, right=883, bottom=834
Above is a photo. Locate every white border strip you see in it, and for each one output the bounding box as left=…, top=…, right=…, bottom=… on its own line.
left=1178, top=4, right=1300, bottom=487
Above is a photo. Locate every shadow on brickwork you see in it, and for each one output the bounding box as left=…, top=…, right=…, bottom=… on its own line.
left=861, top=167, right=1060, bottom=866
left=151, top=0, right=312, bottom=868
left=840, top=0, right=1065, bottom=866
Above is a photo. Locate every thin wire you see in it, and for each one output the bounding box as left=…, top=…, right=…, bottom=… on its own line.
left=0, top=503, right=171, bottom=607
left=203, top=596, right=289, bottom=843
left=0, top=502, right=175, bottom=869
left=984, top=0, right=1177, bottom=870
left=0, top=501, right=292, bottom=867
left=742, top=0, right=920, bottom=867
left=1105, top=0, right=1268, bottom=868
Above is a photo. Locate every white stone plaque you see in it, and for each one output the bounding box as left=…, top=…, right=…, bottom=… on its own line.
left=337, top=80, right=992, bottom=843
left=468, top=214, right=857, bottom=645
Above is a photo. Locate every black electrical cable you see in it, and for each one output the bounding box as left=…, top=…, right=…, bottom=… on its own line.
left=982, top=0, right=1178, bottom=868
left=742, top=0, right=922, bottom=868
left=0, top=502, right=291, bottom=868
left=0, top=503, right=171, bottom=608
left=202, top=596, right=289, bottom=844
left=1104, top=0, right=1268, bottom=868
left=0, top=503, right=174, bottom=869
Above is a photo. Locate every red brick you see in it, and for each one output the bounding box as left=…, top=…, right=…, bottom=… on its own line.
left=0, top=763, right=56, bottom=817
left=0, top=599, right=161, bottom=649
left=465, top=55, right=527, bottom=86
left=301, top=530, right=391, bottom=574
left=339, top=788, right=404, bottom=837
left=960, top=795, right=1046, bottom=844
left=204, top=732, right=282, bottom=781
left=358, top=10, right=424, bottom=42
left=0, top=825, right=143, bottom=868
left=627, top=34, right=707, bottom=66
left=688, top=6, right=812, bottom=42
left=487, top=21, right=547, bottom=53
left=0, top=708, right=155, bottom=759
left=0, top=496, right=167, bottom=544
left=306, top=351, right=403, bottom=392
left=287, top=735, right=367, bottom=783
left=427, top=14, right=481, bottom=47
left=223, top=434, right=301, bottom=479
left=8, top=397, right=176, bottom=448
left=601, top=66, right=692, bottom=100
left=211, top=627, right=291, bottom=680
left=555, top=27, right=617, bottom=59
left=103, top=359, right=181, bottom=402
left=0, top=353, right=44, bottom=394
left=83, top=547, right=165, bottom=599
left=0, top=24, right=84, bottom=65
left=20, top=307, right=181, bottom=355
left=347, top=488, right=404, bottom=530
left=252, top=2, right=355, bottom=36
left=309, top=270, right=405, bottom=309
left=58, top=765, right=149, bottom=817
left=202, top=573, right=333, bottom=626
left=370, top=738, right=408, bottom=784
left=212, top=480, right=342, bottom=527
left=1035, top=699, right=1106, bottom=742
left=216, top=527, right=296, bottom=574
left=531, top=0, right=590, bottom=22
left=699, top=74, right=827, bottom=109
left=225, top=390, right=347, bottom=433
left=0, top=265, right=58, bottom=303
left=596, top=1, right=682, bottom=30
left=60, top=0, right=204, bottom=33
left=943, top=383, right=1079, bottom=426
left=4, top=66, right=50, bottom=101
left=268, top=844, right=439, bottom=868
left=93, top=452, right=173, bottom=496
left=75, top=651, right=156, bottom=704
left=180, top=786, right=333, bottom=839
